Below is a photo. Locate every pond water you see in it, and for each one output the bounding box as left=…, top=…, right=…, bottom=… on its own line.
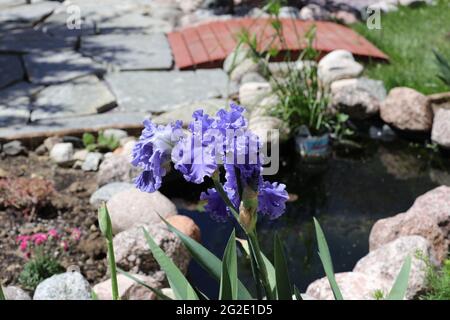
left=160, top=130, right=450, bottom=298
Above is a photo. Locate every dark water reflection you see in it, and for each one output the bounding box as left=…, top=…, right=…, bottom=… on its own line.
left=160, top=137, right=450, bottom=298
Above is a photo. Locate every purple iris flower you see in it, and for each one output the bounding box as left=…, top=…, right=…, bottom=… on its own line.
left=131, top=119, right=183, bottom=192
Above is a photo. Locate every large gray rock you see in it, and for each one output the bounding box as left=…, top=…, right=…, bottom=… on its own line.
left=354, top=236, right=432, bottom=299
left=432, top=108, right=450, bottom=148
left=380, top=87, right=432, bottom=131
left=81, top=33, right=172, bottom=70
left=90, top=182, right=135, bottom=207
left=0, top=54, right=24, bottom=89
left=107, top=188, right=177, bottom=234
left=106, top=70, right=231, bottom=113
left=318, top=50, right=363, bottom=85
left=223, top=45, right=250, bottom=74
left=93, top=274, right=163, bottom=300
left=299, top=4, right=330, bottom=20
left=330, top=77, right=386, bottom=119
left=97, top=154, right=140, bottom=186
left=31, top=75, right=116, bottom=121
left=3, top=286, right=31, bottom=300
left=33, top=272, right=92, bottom=300
left=98, top=13, right=174, bottom=34
left=113, top=223, right=190, bottom=277
left=230, top=58, right=264, bottom=83
left=306, top=272, right=390, bottom=300
left=23, top=51, right=104, bottom=85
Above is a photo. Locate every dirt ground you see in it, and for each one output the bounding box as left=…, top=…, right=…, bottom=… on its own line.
left=0, top=152, right=108, bottom=288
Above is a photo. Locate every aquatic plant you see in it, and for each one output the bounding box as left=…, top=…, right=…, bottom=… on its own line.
left=97, top=104, right=411, bottom=300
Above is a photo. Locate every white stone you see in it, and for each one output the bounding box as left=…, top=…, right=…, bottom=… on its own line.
left=33, top=272, right=92, bottom=300
left=318, top=50, right=363, bottom=85
left=50, top=143, right=74, bottom=165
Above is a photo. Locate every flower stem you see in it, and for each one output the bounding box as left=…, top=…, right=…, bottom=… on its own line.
left=107, top=239, right=119, bottom=301
left=0, top=284, right=5, bottom=300
left=248, top=231, right=274, bottom=300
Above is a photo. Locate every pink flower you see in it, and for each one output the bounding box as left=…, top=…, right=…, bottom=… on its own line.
left=71, top=228, right=81, bottom=242
left=48, top=229, right=58, bottom=238
left=60, top=241, right=69, bottom=251
left=31, top=233, right=48, bottom=246
left=19, top=239, right=28, bottom=252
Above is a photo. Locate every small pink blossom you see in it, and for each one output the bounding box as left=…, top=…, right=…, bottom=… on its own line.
left=19, top=240, right=28, bottom=252
left=60, top=241, right=69, bottom=251
left=31, top=233, right=48, bottom=246
left=71, top=228, right=81, bottom=241
left=48, top=229, right=58, bottom=238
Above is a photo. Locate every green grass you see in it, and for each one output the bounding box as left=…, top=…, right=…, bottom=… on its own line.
left=352, top=0, right=450, bottom=94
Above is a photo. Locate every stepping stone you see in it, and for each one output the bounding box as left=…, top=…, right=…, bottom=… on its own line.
left=0, top=28, right=72, bottom=53
left=0, top=1, right=60, bottom=23
left=105, top=69, right=231, bottom=113
left=31, top=75, right=117, bottom=121
left=0, top=82, right=42, bottom=127
left=0, top=112, right=147, bottom=140
left=80, top=33, right=172, bottom=70
left=38, top=12, right=96, bottom=45
left=23, top=50, right=105, bottom=84
left=98, top=12, right=174, bottom=34
left=152, top=99, right=229, bottom=126
left=0, top=54, right=24, bottom=89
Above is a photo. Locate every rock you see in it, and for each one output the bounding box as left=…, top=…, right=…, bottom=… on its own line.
left=103, top=129, right=128, bottom=141
left=354, top=236, right=432, bottom=299
left=105, top=70, right=231, bottom=113
left=408, top=186, right=450, bottom=239
left=0, top=1, right=60, bottom=23
left=93, top=274, right=163, bottom=300
left=2, top=140, right=26, bottom=156
left=279, top=6, right=300, bottom=18
left=98, top=13, right=174, bottom=35
left=379, top=146, right=422, bottom=180
left=113, top=223, right=190, bottom=276
left=330, top=77, right=386, bottom=119
left=241, top=72, right=266, bottom=84
left=23, top=51, right=104, bottom=85
left=49, top=143, right=74, bottom=166
left=248, top=115, right=290, bottom=145
left=81, top=33, right=172, bottom=70
left=0, top=54, right=24, bottom=89
left=89, top=182, right=135, bottom=207
left=107, top=188, right=177, bottom=234
left=429, top=169, right=450, bottom=187
left=306, top=272, right=390, bottom=300
left=332, top=10, right=358, bottom=24
left=368, top=1, right=398, bottom=13
left=432, top=108, right=450, bottom=148
left=0, top=82, right=42, bottom=128
left=43, top=136, right=63, bottom=152
left=82, top=152, right=103, bottom=172
left=3, top=286, right=31, bottom=300
left=399, top=0, right=434, bottom=6
left=428, top=91, right=450, bottom=112
left=369, top=212, right=447, bottom=263
left=33, top=272, right=92, bottom=300
left=251, top=94, right=280, bottom=117
left=166, top=215, right=201, bottom=242
left=299, top=4, right=330, bottom=21
left=223, top=45, right=250, bottom=74
left=152, top=99, right=228, bottom=127
left=230, top=58, right=263, bottom=83
left=380, top=87, right=432, bottom=131
left=73, top=149, right=89, bottom=162
left=239, top=82, right=272, bottom=109
left=318, top=50, right=363, bottom=85
left=97, top=154, right=140, bottom=186
left=31, top=75, right=117, bottom=121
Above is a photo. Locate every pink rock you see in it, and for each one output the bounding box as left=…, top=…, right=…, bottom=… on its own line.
left=380, top=87, right=432, bottom=131
left=432, top=108, right=450, bottom=148
left=166, top=215, right=201, bottom=242
left=93, top=274, right=162, bottom=300
left=306, top=272, right=390, bottom=300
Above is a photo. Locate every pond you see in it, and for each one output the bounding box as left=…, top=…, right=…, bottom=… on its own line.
left=159, top=127, right=450, bottom=298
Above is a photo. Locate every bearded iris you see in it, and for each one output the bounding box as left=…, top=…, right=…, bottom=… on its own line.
left=131, top=104, right=288, bottom=225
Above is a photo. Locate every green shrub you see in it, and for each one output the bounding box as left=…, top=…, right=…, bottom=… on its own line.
left=82, top=132, right=120, bottom=152
left=18, top=253, right=64, bottom=291
left=434, top=50, right=450, bottom=89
